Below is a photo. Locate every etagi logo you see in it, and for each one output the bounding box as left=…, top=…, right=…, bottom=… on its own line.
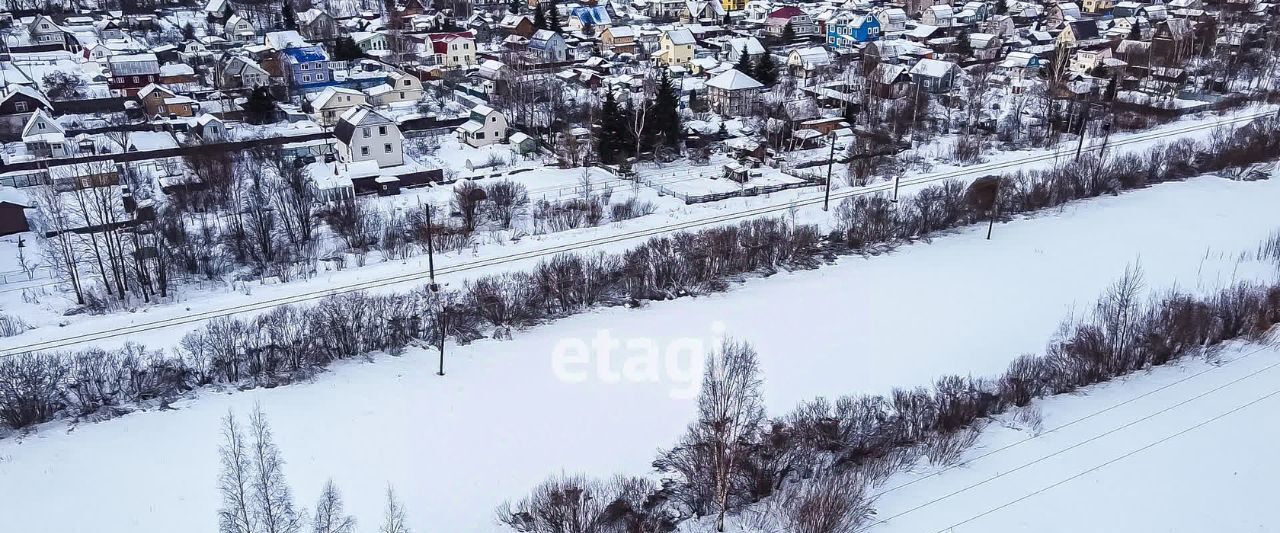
left=550, top=322, right=727, bottom=399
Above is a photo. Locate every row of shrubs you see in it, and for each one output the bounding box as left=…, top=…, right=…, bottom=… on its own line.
left=2, top=116, right=1278, bottom=433
left=500, top=265, right=1280, bottom=533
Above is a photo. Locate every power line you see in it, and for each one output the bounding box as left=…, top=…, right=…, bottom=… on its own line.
left=861, top=344, right=1280, bottom=532
left=928, top=381, right=1280, bottom=533
left=0, top=109, right=1269, bottom=356
left=867, top=341, right=1278, bottom=501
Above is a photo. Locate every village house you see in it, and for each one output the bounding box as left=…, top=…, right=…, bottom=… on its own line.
left=224, top=14, right=258, bottom=43
left=498, top=14, right=537, bottom=38
left=601, top=26, right=638, bottom=54
left=765, top=7, right=818, bottom=38
left=107, top=53, right=161, bottom=97
left=138, top=84, right=197, bottom=118
left=1151, top=19, right=1195, bottom=67
left=787, top=47, right=832, bottom=80
left=280, top=46, right=333, bottom=90
left=0, top=86, right=53, bottom=133
left=427, top=32, right=478, bottom=67
left=456, top=104, right=508, bottom=147
left=1057, top=19, right=1101, bottom=46
left=681, top=0, right=726, bottom=23
left=368, top=70, right=424, bottom=107
left=654, top=28, right=696, bottom=66
left=827, top=14, right=882, bottom=46
left=706, top=68, right=764, bottom=116
left=219, top=56, right=271, bottom=89
left=870, top=62, right=912, bottom=98
left=297, top=9, right=339, bottom=41
left=311, top=87, right=369, bottom=125
left=334, top=106, right=404, bottom=168
left=528, top=30, right=569, bottom=63
left=874, top=7, right=909, bottom=33
left=908, top=58, right=961, bottom=92
left=570, top=5, right=612, bottom=33
left=21, top=110, right=70, bottom=159
left=922, top=5, right=955, bottom=27
left=727, top=36, right=766, bottom=62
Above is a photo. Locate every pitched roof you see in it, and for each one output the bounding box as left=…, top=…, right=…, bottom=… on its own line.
left=909, top=58, right=958, bottom=78
left=665, top=28, right=695, bottom=45
left=333, top=105, right=393, bottom=144
left=706, top=68, right=763, bottom=90
left=0, top=85, right=52, bottom=111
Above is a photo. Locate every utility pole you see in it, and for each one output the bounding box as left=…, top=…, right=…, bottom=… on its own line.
left=892, top=174, right=901, bottom=203
left=425, top=202, right=437, bottom=292
left=823, top=131, right=836, bottom=211
left=1075, top=98, right=1092, bottom=160
left=436, top=304, right=448, bottom=376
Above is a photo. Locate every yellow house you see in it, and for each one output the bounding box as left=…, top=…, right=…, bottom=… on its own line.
left=721, top=0, right=747, bottom=11
left=1081, top=0, right=1114, bottom=13
left=654, top=28, right=695, bottom=66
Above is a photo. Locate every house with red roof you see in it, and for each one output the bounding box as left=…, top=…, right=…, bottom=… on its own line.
left=426, top=32, right=477, bottom=67
left=765, top=6, right=818, bottom=38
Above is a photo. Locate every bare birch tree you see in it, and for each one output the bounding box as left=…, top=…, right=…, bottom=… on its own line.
left=249, top=405, right=303, bottom=533
left=312, top=479, right=357, bottom=533
left=218, top=411, right=257, bottom=533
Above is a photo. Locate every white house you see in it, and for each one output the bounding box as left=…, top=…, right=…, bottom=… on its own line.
left=369, top=70, right=424, bottom=107
left=455, top=104, right=508, bottom=147
left=310, top=87, right=369, bottom=125
left=333, top=106, right=404, bottom=168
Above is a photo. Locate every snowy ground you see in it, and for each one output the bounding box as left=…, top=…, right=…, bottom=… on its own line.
left=857, top=340, right=1280, bottom=533
left=1, top=173, right=1278, bottom=533
left=0, top=104, right=1276, bottom=355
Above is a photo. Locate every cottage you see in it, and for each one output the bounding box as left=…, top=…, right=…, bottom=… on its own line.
left=369, top=70, right=424, bottom=107
left=219, top=56, right=271, bottom=89
left=281, top=46, right=333, bottom=90
left=107, top=53, right=160, bottom=97
left=21, top=109, right=69, bottom=159
left=787, top=47, right=832, bottom=79
left=571, top=6, right=612, bottom=33
left=681, top=0, right=726, bottom=23
left=874, top=7, right=909, bottom=33
left=427, top=32, right=477, bottom=67
left=297, top=9, right=339, bottom=41
left=827, top=14, right=881, bottom=46
left=456, top=104, right=509, bottom=147
left=922, top=5, right=955, bottom=27
left=528, top=29, right=569, bottom=63
left=311, top=87, right=369, bottom=125
left=908, top=58, right=961, bottom=92
left=498, top=14, right=537, bottom=38
left=705, top=68, right=764, bottom=116
left=138, top=84, right=197, bottom=118
left=765, top=7, right=818, bottom=38
left=334, top=106, right=404, bottom=168
left=1152, top=19, right=1194, bottom=67
left=224, top=14, right=257, bottom=42
left=870, top=62, right=912, bottom=98
left=0, top=86, right=53, bottom=132
left=654, top=28, right=696, bottom=66
left=601, top=26, right=638, bottom=54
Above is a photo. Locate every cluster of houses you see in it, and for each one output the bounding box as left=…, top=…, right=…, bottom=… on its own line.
left=0, top=0, right=1271, bottom=235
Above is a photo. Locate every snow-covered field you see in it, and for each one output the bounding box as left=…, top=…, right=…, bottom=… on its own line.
left=2, top=172, right=1278, bottom=533
left=859, top=340, right=1280, bottom=533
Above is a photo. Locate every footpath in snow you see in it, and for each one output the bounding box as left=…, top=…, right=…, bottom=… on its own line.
left=1, top=175, right=1279, bottom=533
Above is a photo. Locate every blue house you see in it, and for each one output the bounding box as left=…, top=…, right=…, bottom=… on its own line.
left=281, top=46, right=333, bottom=91
left=826, top=14, right=881, bottom=47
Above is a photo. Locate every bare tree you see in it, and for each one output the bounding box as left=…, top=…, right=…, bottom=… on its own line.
left=698, top=339, right=766, bottom=532
left=249, top=405, right=303, bottom=533
left=778, top=473, right=875, bottom=533
left=379, top=485, right=411, bottom=533
left=218, top=411, right=257, bottom=533
left=312, top=479, right=357, bottom=533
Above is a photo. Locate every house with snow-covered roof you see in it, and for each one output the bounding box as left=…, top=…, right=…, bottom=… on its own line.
left=311, top=87, right=369, bottom=125
left=427, top=32, right=477, bottom=67
left=765, top=6, right=818, bottom=38
left=706, top=68, right=763, bottom=116
left=0, top=86, right=53, bottom=132
left=281, top=46, right=333, bottom=90
left=655, top=28, right=696, bottom=66
left=601, top=26, right=638, bottom=54
left=224, top=14, right=257, bottom=42
left=455, top=104, right=508, bottom=147
left=334, top=105, right=404, bottom=168
left=528, top=30, right=568, bottom=63
left=21, top=109, right=70, bottom=159
left=571, top=6, right=613, bottom=33
left=787, top=47, right=832, bottom=80
left=908, top=58, right=961, bottom=93
left=827, top=14, right=881, bottom=46
left=369, top=70, right=424, bottom=107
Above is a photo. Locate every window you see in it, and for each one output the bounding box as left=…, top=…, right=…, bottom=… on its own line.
left=302, top=63, right=310, bottom=70
left=14, top=101, right=27, bottom=113
left=475, top=132, right=484, bottom=139
left=378, top=126, right=387, bottom=135
left=361, top=146, right=369, bottom=156
left=362, top=127, right=371, bottom=138
left=403, top=79, right=411, bottom=86
left=315, top=73, right=325, bottom=81
left=463, top=43, right=470, bottom=49
left=303, top=74, right=311, bottom=82
left=384, top=143, right=392, bottom=153
left=399, top=91, right=405, bottom=98
left=490, top=116, right=496, bottom=122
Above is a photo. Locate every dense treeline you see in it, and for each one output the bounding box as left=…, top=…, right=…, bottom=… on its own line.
left=3, top=116, right=1279, bottom=434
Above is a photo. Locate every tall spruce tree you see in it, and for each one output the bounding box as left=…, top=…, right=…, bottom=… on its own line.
left=652, top=70, right=681, bottom=149
left=509, top=0, right=521, bottom=14
left=547, top=2, right=562, bottom=33
left=735, top=48, right=754, bottom=78
left=755, top=52, right=778, bottom=85
left=282, top=1, right=297, bottom=30
left=597, top=89, right=626, bottom=163
left=781, top=21, right=796, bottom=42
left=534, top=3, right=546, bottom=29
